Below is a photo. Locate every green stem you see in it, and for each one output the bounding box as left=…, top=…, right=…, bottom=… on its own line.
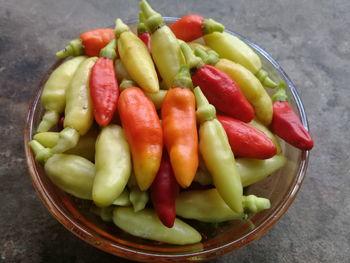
left=179, top=41, right=205, bottom=70
left=100, top=39, right=117, bottom=59
left=139, top=0, right=164, bottom=33
left=50, top=127, right=80, bottom=154
left=272, top=82, right=288, bottom=102
left=194, top=47, right=219, bottom=66
left=115, top=18, right=130, bottom=38
left=194, top=86, right=216, bottom=123
left=172, top=65, right=193, bottom=89
left=202, top=18, right=225, bottom=35
left=137, top=11, right=148, bottom=34
left=56, top=38, right=84, bottom=59
left=256, top=69, right=277, bottom=88
left=36, top=110, right=60, bottom=133
left=242, top=195, right=271, bottom=213
left=28, top=140, right=53, bottom=164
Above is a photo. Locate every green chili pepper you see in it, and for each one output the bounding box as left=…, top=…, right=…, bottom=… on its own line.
left=33, top=127, right=98, bottom=162
left=176, top=188, right=270, bottom=223
left=113, top=207, right=202, bottom=245
left=114, top=59, right=133, bottom=83
left=29, top=140, right=95, bottom=199
left=236, top=155, right=287, bottom=187
left=37, top=56, right=86, bottom=133
left=140, top=0, right=185, bottom=89
left=112, top=188, right=131, bottom=206
left=93, top=125, right=132, bottom=207
left=91, top=205, right=114, bottom=222
left=50, top=57, right=97, bottom=154
left=129, top=186, right=149, bottom=212
left=194, top=86, right=243, bottom=214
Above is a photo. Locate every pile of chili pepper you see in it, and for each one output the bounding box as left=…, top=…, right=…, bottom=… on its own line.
left=29, top=0, right=313, bottom=246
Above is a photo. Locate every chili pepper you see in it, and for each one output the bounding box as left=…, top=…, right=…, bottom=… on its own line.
left=140, top=0, right=185, bottom=89
left=137, top=11, right=151, bottom=52
left=29, top=140, right=95, bottom=199
left=37, top=56, right=86, bottom=133
left=217, top=115, right=276, bottom=159
left=194, top=86, right=243, bottom=214
left=115, top=18, right=159, bottom=94
left=188, top=42, right=210, bottom=52
left=118, top=86, right=163, bottom=190
left=180, top=41, right=254, bottom=123
left=150, top=150, right=180, bottom=228
left=93, top=125, right=131, bottom=207
left=170, top=14, right=224, bottom=42
left=113, top=207, right=202, bottom=245
left=90, top=39, right=119, bottom=127
left=176, top=188, right=270, bottom=223
left=271, top=82, right=314, bottom=150
left=56, top=28, right=115, bottom=58
left=129, top=185, right=149, bottom=212
left=112, top=188, right=131, bottom=206
left=50, top=57, right=97, bottom=154
left=196, top=47, right=273, bottom=125
left=236, top=155, right=287, bottom=187
left=202, top=31, right=277, bottom=88
left=248, top=118, right=282, bottom=154
left=161, top=65, right=198, bottom=188
left=34, top=127, right=98, bottom=162
left=91, top=206, right=114, bottom=222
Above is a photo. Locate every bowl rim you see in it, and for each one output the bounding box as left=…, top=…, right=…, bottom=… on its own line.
left=24, top=16, right=310, bottom=262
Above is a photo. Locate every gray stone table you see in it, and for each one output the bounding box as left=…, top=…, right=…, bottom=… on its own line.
left=1, top=0, right=349, bottom=262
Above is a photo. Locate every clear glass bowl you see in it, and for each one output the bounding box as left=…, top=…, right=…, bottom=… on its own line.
left=23, top=17, right=310, bottom=262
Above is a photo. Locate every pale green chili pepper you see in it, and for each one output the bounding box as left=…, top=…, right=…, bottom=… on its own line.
left=113, top=207, right=202, bottom=245
left=140, top=0, right=185, bottom=89
left=236, top=155, right=287, bottom=187
left=50, top=57, right=97, bottom=154
left=90, top=206, right=114, bottom=222
left=29, top=140, right=94, bottom=199
left=194, top=86, right=243, bottom=214
left=93, top=125, right=132, bottom=207
left=129, top=186, right=149, bottom=212
left=33, top=127, right=98, bottom=162
left=112, top=188, right=131, bottom=206
left=176, top=188, right=270, bottom=223
left=114, top=59, right=133, bottom=83
left=37, top=56, right=87, bottom=133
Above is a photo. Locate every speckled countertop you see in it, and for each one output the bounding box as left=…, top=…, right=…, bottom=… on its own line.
left=1, top=0, right=349, bottom=262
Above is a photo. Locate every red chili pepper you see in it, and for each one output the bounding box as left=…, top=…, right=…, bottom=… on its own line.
left=80, top=28, right=116, bottom=57
left=90, top=39, right=119, bottom=127
left=170, top=14, right=224, bottom=42
left=271, top=82, right=314, bottom=150
left=217, top=115, right=277, bottom=159
left=180, top=41, right=254, bottom=122
left=150, top=149, right=180, bottom=228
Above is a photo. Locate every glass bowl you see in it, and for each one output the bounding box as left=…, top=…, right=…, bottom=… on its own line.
left=24, top=17, right=310, bottom=262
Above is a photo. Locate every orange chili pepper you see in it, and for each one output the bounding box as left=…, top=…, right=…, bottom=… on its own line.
left=161, top=65, right=198, bottom=188
left=80, top=28, right=116, bottom=57
left=118, top=87, right=163, bottom=191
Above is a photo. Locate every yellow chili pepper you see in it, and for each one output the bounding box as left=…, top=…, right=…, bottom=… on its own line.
left=140, top=0, right=185, bottom=89
left=37, top=56, right=86, bottom=133
left=115, top=18, right=159, bottom=93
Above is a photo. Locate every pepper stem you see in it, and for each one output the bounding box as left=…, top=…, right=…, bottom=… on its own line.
left=137, top=11, right=148, bottom=34
left=272, top=82, right=288, bottom=102
left=194, top=86, right=216, bottom=123
left=172, top=65, right=193, bottom=89
left=36, top=110, right=60, bottom=133
left=202, top=18, right=225, bottom=35
left=256, top=69, right=277, bottom=88
left=179, top=41, right=205, bottom=70
left=56, top=38, right=84, bottom=59
left=120, top=79, right=137, bottom=91
left=28, top=140, right=53, bottom=164
left=194, top=47, right=219, bottom=66
left=100, top=39, right=117, bottom=59
left=242, top=195, right=271, bottom=213
left=50, top=127, right=80, bottom=154
left=139, top=0, right=164, bottom=34
left=115, top=18, right=130, bottom=38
